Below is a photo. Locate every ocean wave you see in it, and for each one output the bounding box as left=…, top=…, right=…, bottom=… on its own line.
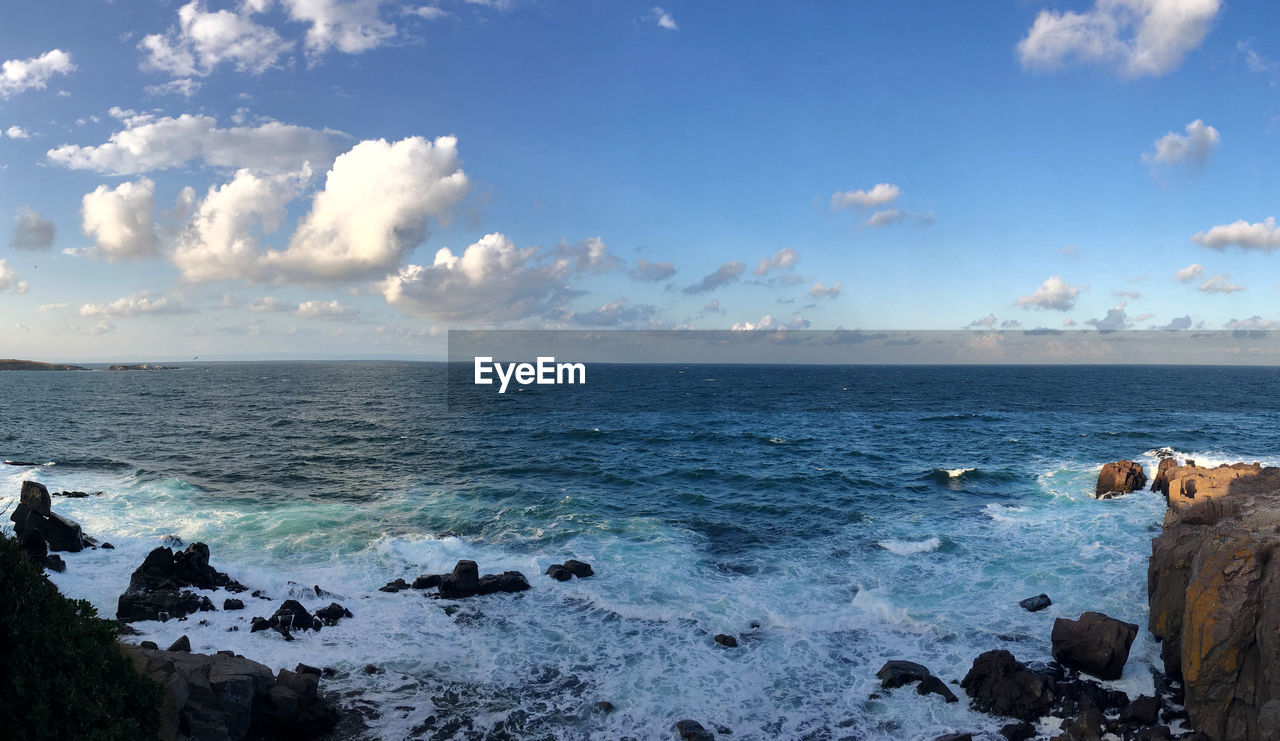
left=877, top=536, right=941, bottom=555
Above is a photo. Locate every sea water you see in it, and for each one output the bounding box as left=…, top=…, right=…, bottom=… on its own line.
left=2, top=363, right=1278, bottom=740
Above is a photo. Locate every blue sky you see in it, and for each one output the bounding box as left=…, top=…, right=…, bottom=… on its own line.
left=0, top=0, right=1277, bottom=360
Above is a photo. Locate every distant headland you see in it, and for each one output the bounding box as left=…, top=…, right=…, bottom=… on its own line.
left=0, top=359, right=86, bottom=371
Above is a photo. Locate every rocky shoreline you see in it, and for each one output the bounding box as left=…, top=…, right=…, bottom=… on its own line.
left=6, top=454, right=1280, bottom=740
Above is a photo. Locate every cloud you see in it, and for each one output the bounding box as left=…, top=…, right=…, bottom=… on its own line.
left=1225, top=316, right=1280, bottom=330
left=1017, top=0, right=1222, bottom=78
left=649, top=7, right=678, bottom=30
left=731, top=314, right=810, bottom=331
left=1142, top=119, right=1220, bottom=171
left=39, top=303, right=69, bottom=313
left=1174, top=263, right=1204, bottom=282
left=553, top=236, right=620, bottom=275
left=702, top=298, right=724, bottom=314
left=753, top=247, right=799, bottom=276
left=140, top=1, right=289, bottom=77
left=296, top=299, right=359, bottom=320
left=1160, top=315, right=1192, bottom=330
left=144, top=78, right=202, bottom=97
left=250, top=296, right=292, bottom=312
left=9, top=207, right=55, bottom=251
left=283, top=0, right=399, bottom=56
left=1113, top=289, right=1141, bottom=299
left=808, top=281, right=842, bottom=299
left=831, top=183, right=899, bottom=210
left=80, top=179, right=161, bottom=261
left=1016, top=275, right=1080, bottom=311
left=867, top=208, right=905, bottom=228
left=0, top=49, right=76, bottom=98
left=1191, top=217, right=1280, bottom=251
left=47, top=114, right=348, bottom=176
left=628, top=257, right=676, bottom=282
left=1086, top=303, right=1130, bottom=330
left=5, top=125, right=30, bottom=139
left=567, top=299, right=659, bottom=327
left=1198, top=273, right=1245, bottom=294
left=408, top=6, right=449, bottom=20
left=1237, top=40, right=1277, bottom=76
left=79, top=291, right=188, bottom=318
left=683, top=260, right=745, bottom=294
left=0, top=260, right=29, bottom=294
left=967, top=313, right=998, bottom=328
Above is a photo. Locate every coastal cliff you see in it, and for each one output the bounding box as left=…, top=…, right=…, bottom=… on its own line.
left=1148, top=459, right=1280, bottom=740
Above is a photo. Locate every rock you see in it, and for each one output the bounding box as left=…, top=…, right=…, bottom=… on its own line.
left=1095, top=460, right=1147, bottom=499
left=1050, top=611, right=1138, bottom=680
left=378, top=579, right=408, bottom=593
left=918, top=675, right=959, bottom=703
left=1151, top=456, right=1178, bottom=494
left=117, top=589, right=213, bottom=622
left=44, top=554, right=66, bottom=572
left=412, top=573, right=442, bottom=590
left=439, top=560, right=480, bottom=598
left=877, top=660, right=933, bottom=689
left=101, top=542, right=114, bottom=549
left=675, top=719, right=714, bottom=740
left=224, top=598, right=245, bottom=611
left=563, top=559, right=595, bottom=577
left=20, top=480, right=51, bottom=515
left=1050, top=676, right=1129, bottom=719
left=1019, top=594, right=1051, bottom=612
left=10, top=499, right=85, bottom=552
left=167, top=635, right=191, bottom=652
left=999, top=721, right=1035, bottom=741
left=250, top=617, right=273, bottom=633
left=546, top=564, right=572, bottom=581
left=597, top=701, right=615, bottom=713
left=497, top=570, right=531, bottom=592
left=714, top=634, right=738, bottom=648
left=121, top=645, right=337, bottom=740
left=126, top=542, right=244, bottom=593
left=140, top=640, right=159, bottom=650
left=960, top=649, right=1054, bottom=722
left=315, top=602, right=353, bottom=626
left=362, top=664, right=379, bottom=675
left=1060, top=707, right=1105, bottom=741
left=1122, top=695, right=1162, bottom=726
left=18, top=528, right=47, bottom=564
left=271, top=600, right=319, bottom=632
left=935, top=734, right=972, bottom=741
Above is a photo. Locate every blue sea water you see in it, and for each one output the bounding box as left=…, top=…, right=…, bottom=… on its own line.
left=2, top=362, right=1279, bottom=740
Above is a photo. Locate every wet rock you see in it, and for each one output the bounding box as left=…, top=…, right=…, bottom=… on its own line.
left=379, top=578, right=409, bottom=593
left=362, top=664, right=380, bottom=675
left=167, top=635, right=191, bottom=652
left=21, top=480, right=52, bottom=515
left=10, top=493, right=85, bottom=552
left=934, top=734, right=972, bottom=741
left=877, top=660, right=932, bottom=689
left=1121, top=695, right=1162, bottom=726
left=714, top=634, right=738, bottom=648
left=1095, top=460, right=1147, bottom=499
left=918, top=675, right=959, bottom=703
left=675, top=719, right=714, bottom=740
left=596, top=701, right=615, bottom=713
left=126, top=542, right=245, bottom=593
left=223, top=598, right=245, bottom=611
left=960, top=649, right=1055, bottom=722
left=412, top=573, right=442, bottom=590
left=439, top=560, right=480, bottom=598
left=999, top=721, right=1035, bottom=741
left=545, top=564, right=572, bottom=581
left=315, top=602, right=353, bottom=626
left=117, top=589, right=214, bottom=623
left=18, top=529, right=47, bottom=564
left=140, top=640, right=159, bottom=650
left=1019, top=593, right=1051, bottom=612
left=1060, top=706, right=1105, bottom=741
left=563, top=559, right=594, bottom=577
left=271, top=599, right=320, bottom=632
left=101, top=542, right=114, bottom=549
left=1051, top=611, right=1138, bottom=681
left=44, top=554, right=66, bottom=572
left=1151, top=456, right=1178, bottom=494
left=1050, top=675, right=1129, bottom=719
left=250, top=617, right=273, bottom=633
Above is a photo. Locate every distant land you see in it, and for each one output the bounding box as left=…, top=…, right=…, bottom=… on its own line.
left=106, top=364, right=178, bottom=371
left=0, top=359, right=87, bottom=371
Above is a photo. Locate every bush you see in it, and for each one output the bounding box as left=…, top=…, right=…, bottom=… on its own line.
left=0, top=533, right=161, bottom=739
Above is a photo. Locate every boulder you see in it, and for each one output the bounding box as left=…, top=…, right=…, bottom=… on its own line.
left=20, top=480, right=51, bottom=515
left=1060, top=707, right=1105, bottom=741
left=1121, top=695, right=1162, bottom=726
left=10, top=500, right=85, bottom=552
left=44, top=554, right=66, bottom=573
left=960, top=649, right=1054, bottom=722
left=1095, top=460, right=1147, bottom=499
left=271, top=600, right=319, bottom=632
left=917, top=675, right=959, bottom=703
left=223, top=598, right=245, bottom=611
left=412, top=573, right=442, bottom=590
left=999, top=721, right=1035, bottom=741
left=713, top=634, right=738, bottom=648
left=1019, top=594, right=1051, bottom=612
left=563, top=559, right=594, bottom=577
left=439, top=560, right=480, bottom=598
left=18, top=528, right=47, bottom=564
left=127, top=542, right=245, bottom=593
left=675, top=719, right=714, bottom=740
left=1050, top=611, right=1138, bottom=680
left=314, top=602, right=353, bottom=626
left=117, top=589, right=215, bottom=623
left=545, top=564, right=571, bottom=581
left=877, top=660, right=932, bottom=689
left=167, top=635, right=191, bottom=652
left=1151, top=456, right=1178, bottom=494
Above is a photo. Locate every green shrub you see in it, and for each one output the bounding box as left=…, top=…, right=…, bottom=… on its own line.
left=0, top=533, right=162, bottom=739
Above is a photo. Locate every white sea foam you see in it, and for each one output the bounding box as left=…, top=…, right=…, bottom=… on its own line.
left=944, top=467, right=974, bottom=478
left=877, top=536, right=941, bottom=556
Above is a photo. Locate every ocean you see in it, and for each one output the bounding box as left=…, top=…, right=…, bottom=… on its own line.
left=3, top=362, right=1278, bottom=740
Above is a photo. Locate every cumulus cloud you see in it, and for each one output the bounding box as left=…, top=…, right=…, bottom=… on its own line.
left=1086, top=303, right=1130, bottom=330
left=702, top=298, right=724, bottom=314
left=5, top=125, right=30, bottom=139
left=808, top=281, right=842, bottom=299
left=967, top=313, right=998, bottom=328
left=553, top=236, right=620, bottom=275
left=47, top=114, right=348, bottom=176
left=1160, top=315, right=1192, bottom=330
left=9, top=206, right=55, bottom=251
left=753, top=247, right=799, bottom=276
left=0, top=260, right=29, bottom=294
left=1017, top=0, right=1222, bottom=78
left=683, top=260, right=746, bottom=295
left=140, top=2, right=289, bottom=77
left=831, top=183, right=899, bottom=210
left=250, top=296, right=292, bottom=312
left=1225, top=316, right=1280, bottom=330
left=79, top=291, right=188, bottom=318
left=867, top=209, right=905, bottom=228
left=567, top=299, right=659, bottom=327
left=1143, top=119, right=1220, bottom=171
left=628, top=257, right=676, bottom=282
left=296, top=299, right=359, bottom=320
left=1016, top=275, right=1080, bottom=311
left=1191, top=217, right=1280, bottom=251
left=283, top=0, right=399, bottom=56
left=0, top=49, right=76, bottom=98
left=145, top=78, right=202, bottom=97
left=731, top=314, right=810, bottom=331
left=649, top=7, right=677, bottom=30
left=1174, top=263, right=1204, bottom=282
left=1198, top=273, right=1245, bottom=294
left=80, top=179, right=161, bottom=261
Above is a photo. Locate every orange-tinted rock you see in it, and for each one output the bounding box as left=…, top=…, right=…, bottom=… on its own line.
left=1095, top=461, right=1147, bottom=499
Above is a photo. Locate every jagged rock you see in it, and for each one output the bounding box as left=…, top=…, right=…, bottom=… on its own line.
left=224, top=598, right=245, bottom=611
left=379, top=578, right=409, bottom=593
left=101, top=542, right=114, bottom=549
left=20, top=480, right=51, bottom=515
left=675, top=719, right=714, bottom=740
left=1051, top=611, right=1138, bottom=680
left=713, top=634, right=738, bottom=648
left=271, top=600, right=320, bottom=632
left=563, top=559, right=594, bottom=577
left=1121, top=695, right=1162, bottom=726
left=439, top=560, right=480, bottom=598
left=1019, top=594, right=1051, bottom=612
left=877, top=660, right=932, bottom=689
left=167, top=635, right=191, bottom=652
left=1151, top=456, right=1178, bottom=494
left=117, top=589, right=214, bottom=622
left=10, top=497, right=85, bottom=552
left=1059, top=707, right=1106, bottom=740
left=314, top=602, right=352, bottom=626
left=918, top=675, right=958, bottom=703
left=1050, top=675, right=1129, bottom=718
left=935, top=734, right=972, bottom=741
left=960, top=649, right=1054, bottom=722
left=1095, top=460, right=1147, bottom=499
left=127, top=542, right=245, bottom=593
left=412, top=573, right=442, bottom=590
left=545, top=564, right=571, bottom=581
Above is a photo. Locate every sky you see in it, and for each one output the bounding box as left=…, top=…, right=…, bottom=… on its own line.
left=0, top=0, right=1278, bottom=361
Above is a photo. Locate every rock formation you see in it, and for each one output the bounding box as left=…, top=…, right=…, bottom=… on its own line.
left=117, top=542, right=245, bottom=622
left=1050, top=611, right=1138, bottom=680
left=1094, top=460, right=1147, bottom=499
left=9, top=480, right=89, bottom=552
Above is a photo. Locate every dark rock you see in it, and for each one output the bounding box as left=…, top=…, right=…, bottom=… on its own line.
left=597, top=701, right=615, bottom=713
left=126, top=542, right=243, bottom=593
left=161, top=535, right=184, bottom=547
left=412, top=573, right=442, bottom=590
left=101, top=542, right=114, bottom=549
left=167, top=635, right=191, bottom=652
left=223, top=598, right=245, bottom=611
left=1133, top=726, right=1174, bottom=741
left=296, top=663, right=321, bottom=676
left=1019, top=593, right=1051, bottom=612
left=1095, top=460, right=1147, bottom=499
left=315, top=602, right=353, bottom=626
left=438, top=560, right=480, bottom=598
left=960, top=649, right=1055, bottom=722
left=117, top=589, right=209, bottom=622
left=918, top=675, right=959, bottom=703
left=476, top=573, right=501, bottom=595
left=20, top=480, right=52, bottom=515
left=497, top=570, right=530, bottom=592
left=362, top=664, right=379, bottom=675
left=139, top=641, right=159, bottom=650
left=1051, top=676, right=1129, bottom=718
left=1122, top=694, right=1162, bottom=726
left=11, top=499, right=85, bottom=552
left=935, top=735, right=972, bottom=741
left=563, top=559, right=594, bottom=577
left=250, top=617, right=273, bottom=633
left=44, top=554, right=66, bottom=572
left=18, top=528, right=47, bottom=564
left=379, top=578, right=409, bottom=593
left=675, top=719, right=714, bottom=740
left=1060, top=706, right=1105, bottom=741
left=1051, top=611, right=1138, bottom=680
left=271, top=600, right=318, bottom=632
left=713, top=634, right=738, bottom=648
left=546, top=564, right=572, bottom=581
left=999, top=721, right=1035, bottom=741
left=877, top=660, right=932, bottom=689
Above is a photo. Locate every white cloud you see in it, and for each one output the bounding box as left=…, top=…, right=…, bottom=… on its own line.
left=753, top=247, right=799, bottom=276
left=409, top=6, right=449, bottom=20
left=629, top=257, right=676, bottom=282
left=567, top=299, right=659, bottom=327
left=731, top=314, right=810, bottom=331
left=5, top=125, right=30, bottom=139
left=1017, top=0, right=1222, bottom=78
left=9, top=206, right=54, bottom=251
left=250, top=296, right=292, bottom=312
left=1087, top=303, right=1130, bottom=330
left=283, top=0, right=399, bottom=56
left=79, top=291, right=187, bottom=318
left=39, top=303, right=69, bottom=313
left=867, top=208, right=905, bottom=228
left=0, top=49, right=76, bottom=98
left=1142, top=119, right=1219, bottom=171
left=1191, top=217, right=1280, bottom=251
left=968, top=313, right=998, bottom=328
left=702, top=298, right=724, bottom=314
left=1160, top=315, right=1192, bottom=330
left=140, top=1, right=289, bottom=77
left=296, top=299, right=359, bottom=320
left=1198, top=273, right=1245, bottom=294
left=1017, top=275, right=1080, bottom=311
left=650, top=7, right=678, bottom=30
left=684, top=260, right=746, bottom=294
left=1225, top=316, right=1280, bottom=330
left=47, top=114, right=348, bottom=176
left=0, top=259, right=29, bottom=294
left=1173, top=263, right=1203, bottom=281
left=80, top=179, right=160, bottom=261
left=1237, top=40, right=1276, bottom=75
left=808, top=281, right=842, bottom=299
left=831, top=183, right=899, bottom=210
left=145, top=78, right=202, bottom=97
